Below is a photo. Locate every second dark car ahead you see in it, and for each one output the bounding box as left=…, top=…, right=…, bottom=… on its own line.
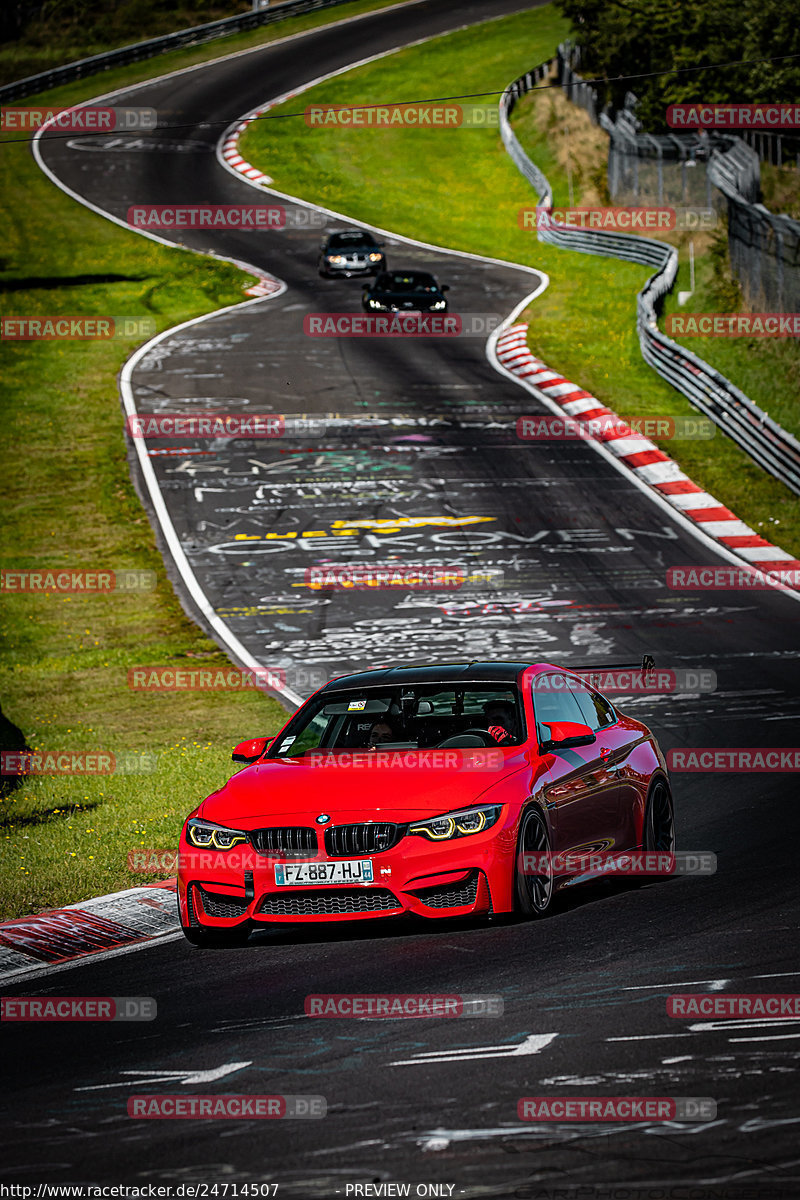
left=362, top=270, right=449, bottom=313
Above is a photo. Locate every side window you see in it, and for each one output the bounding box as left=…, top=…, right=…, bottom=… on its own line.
left=566, top=686, right=618, bottom=729
left=572, top=683, right=616, bottom=730
left=531, top=674, right=585, bottom=745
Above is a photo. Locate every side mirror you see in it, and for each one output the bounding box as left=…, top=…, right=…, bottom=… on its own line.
left=440, top=284, right=450, bottom=291
left=541, top=722, right=596, bottom=751
left=232, top=737, right=272, bottom=764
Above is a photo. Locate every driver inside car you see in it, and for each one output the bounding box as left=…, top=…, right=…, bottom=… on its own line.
left=483, top=701, right=517, bottom=745
left=368, top=720, right=395, bottom=748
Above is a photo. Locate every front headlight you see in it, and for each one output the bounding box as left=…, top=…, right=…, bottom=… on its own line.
left=368, top=298, right=385, bottom=310
left=408, top=805, right=502, bottom=841
left=368, top=252, right=382, bottom=262
left=186, top=817, right=247, bottom=851
left=431, top=299, right=446, bottom=310
left=327, top=254, right=346, bottom=265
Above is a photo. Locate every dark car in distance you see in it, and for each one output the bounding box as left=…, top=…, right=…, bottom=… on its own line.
left=362, top=270, right=449, bottom=314
left=318, top=229, right=386, bottom=278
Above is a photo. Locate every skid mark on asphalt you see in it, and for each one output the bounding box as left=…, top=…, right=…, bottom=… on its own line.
left=608, top=1018, right=800, bottom=1043
left=75, top=1061, right=252, bottom=1091
left=391, top=1032, right=558, bottom=1066
left=416, top=1120, right=728, bottom=1152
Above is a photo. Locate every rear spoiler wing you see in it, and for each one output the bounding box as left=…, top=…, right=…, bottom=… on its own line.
left=567, top=654, right=655, bottom=675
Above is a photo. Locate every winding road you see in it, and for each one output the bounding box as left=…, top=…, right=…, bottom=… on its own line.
left=6, top=1, right=800, bottom=1193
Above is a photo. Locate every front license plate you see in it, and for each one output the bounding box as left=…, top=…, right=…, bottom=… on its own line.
left=274, top=859, right=374, bottom=886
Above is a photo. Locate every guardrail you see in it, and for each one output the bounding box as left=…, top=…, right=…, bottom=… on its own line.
left=0, top=0, right=355, bottom=103
left=707, top=139, right=800, bottom=314
left=499, top=61, right=800, bottom=497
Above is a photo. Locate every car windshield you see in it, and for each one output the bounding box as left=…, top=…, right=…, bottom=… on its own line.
left=376, top=272, right=437, bottom=293
left=268, top=684, right=525, bottom=756
left=328, top=232, right=374, bottom=249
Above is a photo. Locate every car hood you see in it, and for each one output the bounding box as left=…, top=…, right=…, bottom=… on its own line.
left=199, top=752, right=531, bottom=826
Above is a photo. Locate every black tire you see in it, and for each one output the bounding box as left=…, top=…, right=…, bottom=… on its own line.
left=514, top=807, right=555, bottom=918
left=642, top=778, right=676, bottom=853
left=181, top=922, right=252, bottom=948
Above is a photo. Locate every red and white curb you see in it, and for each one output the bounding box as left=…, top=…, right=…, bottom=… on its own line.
left=0, top=881, right=179, bottom=983
left=218, top=88, right=305, bottom=197
left=243, top=276, right=283, bottom=297
left=494, top=323, right=800, bottom=587
left=218, top=123, right=289, bottom=298
left=221, top=121, right=274, bottom=186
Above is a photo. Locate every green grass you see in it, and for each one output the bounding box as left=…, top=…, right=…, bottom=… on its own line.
left=0, top=0, right=417, bottom=89
left=240, top=7, right=800, bottom=558
left=241, top=6, right=571, bottom=247
left=2, top=0, right=250, bottom=87
left=0, top=0, right=416, bottom=920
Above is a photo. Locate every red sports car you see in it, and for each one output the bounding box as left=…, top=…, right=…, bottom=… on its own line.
left=178, top=661, right=675, bottom=945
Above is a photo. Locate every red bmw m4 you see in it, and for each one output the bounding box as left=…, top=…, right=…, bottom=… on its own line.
left=178, top=660, right=675, bottom=945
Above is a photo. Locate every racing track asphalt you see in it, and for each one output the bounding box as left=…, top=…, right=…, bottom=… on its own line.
left=8, top=1, right=800, bottom=1193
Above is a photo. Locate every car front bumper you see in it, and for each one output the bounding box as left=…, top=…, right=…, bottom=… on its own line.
left=321, top=259, right=382, bottom=276
left=178, top=820, right=516, bottom=927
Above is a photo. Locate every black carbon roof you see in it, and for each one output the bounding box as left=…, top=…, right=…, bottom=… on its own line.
left=322, top=662, right=531, bottom=691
